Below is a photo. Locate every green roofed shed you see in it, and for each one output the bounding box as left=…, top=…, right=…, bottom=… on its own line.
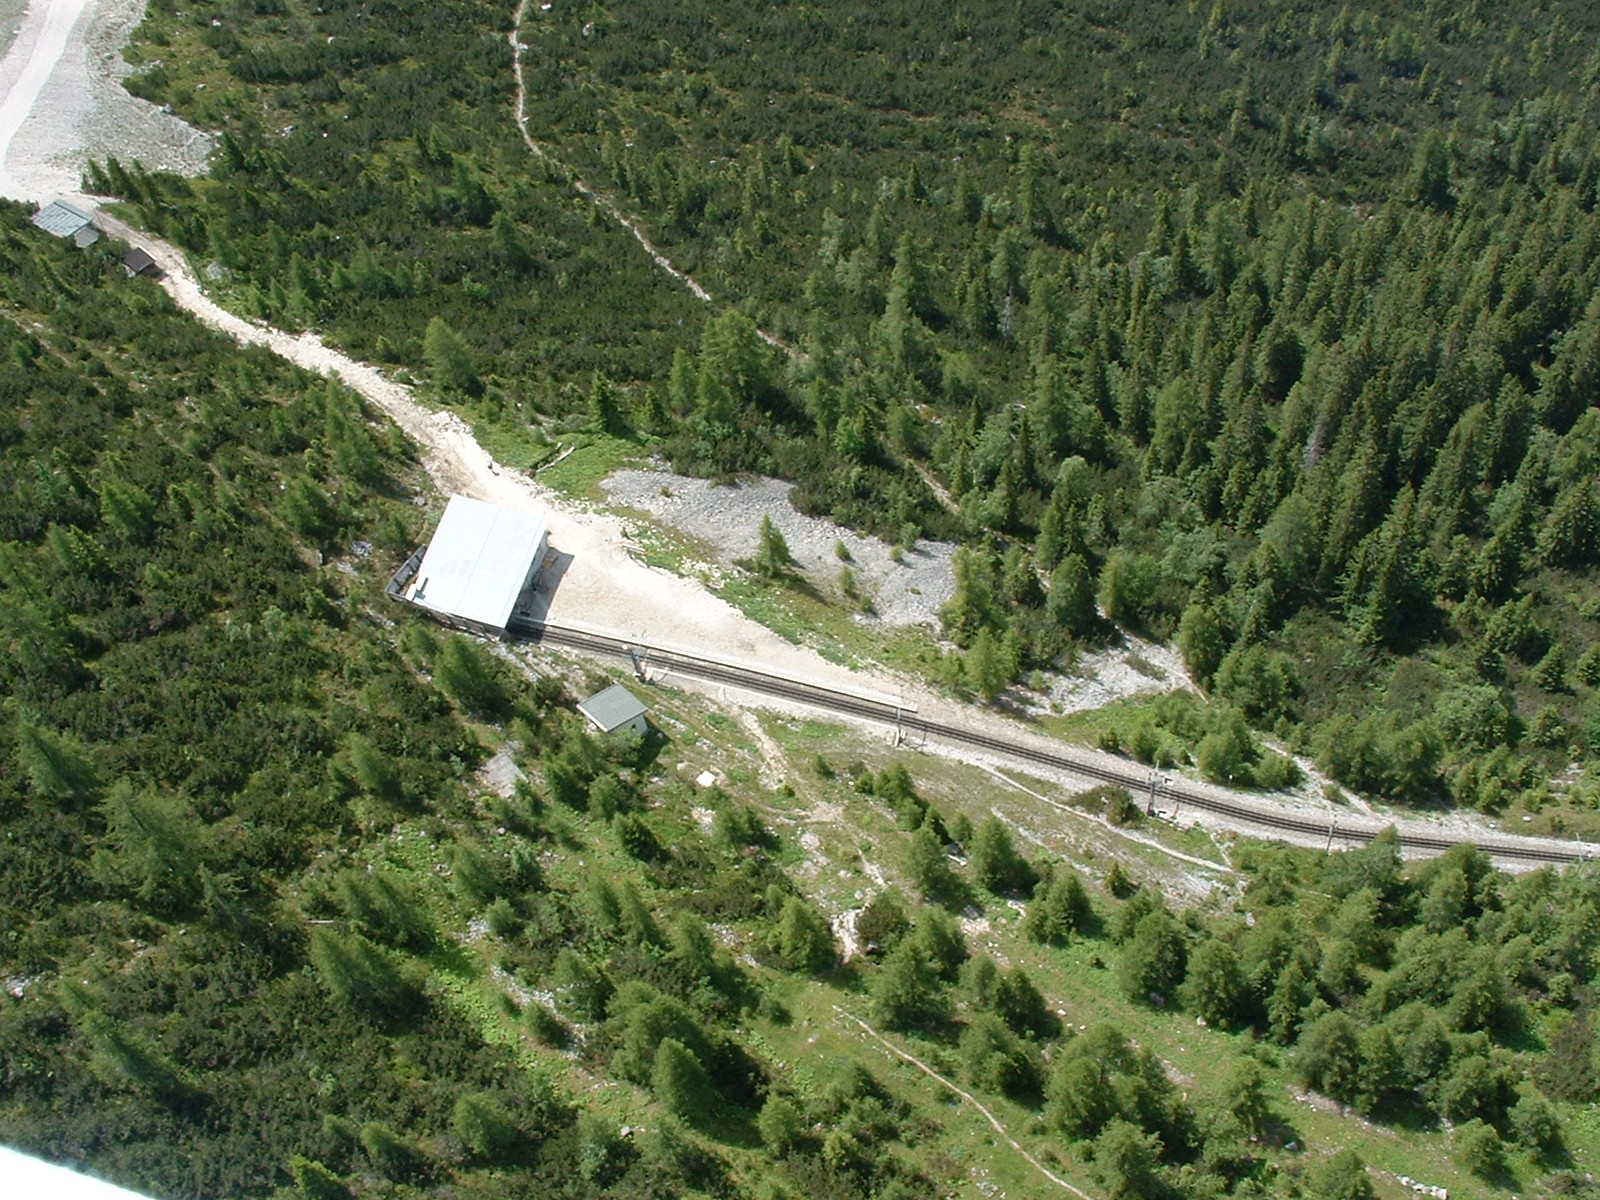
left=32, top=200, right=97, bottom=242
left=578, top=684, right=648, bottom=736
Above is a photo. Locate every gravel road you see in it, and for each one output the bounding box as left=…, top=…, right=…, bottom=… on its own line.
left=0, top=0, right=210, bottom=203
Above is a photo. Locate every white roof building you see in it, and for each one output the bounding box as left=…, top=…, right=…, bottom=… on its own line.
left=404, top=495, right=549, bottom=635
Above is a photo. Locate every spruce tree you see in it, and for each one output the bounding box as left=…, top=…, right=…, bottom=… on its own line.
left=424, top=317, right=483, bottom=398
left=968, top=816, right=1037, bottom=896
left=753, top=515, right=792, bottom=578
left=651, top=1037, right=713, bottom=1121
left=453, top=1092, right=517, bottom=1161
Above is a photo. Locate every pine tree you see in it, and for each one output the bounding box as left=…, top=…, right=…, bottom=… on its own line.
left=1176, top=591, right=1229, bottom=687
left=589, top=371, right=626, bottom=435
left=1298, top=1011, right=1362, bottom=1101
left=326, top=403, right=383, bottom=487
left=774, top=895, right=835, bottom=973
left=665, top=912, right=718, bottom=988
left=450, top=842, right=504, bottom=905
left=551, top=949, right=611, bottom=1021
left=667, top=347, right=697, bottom=414
left=911, top=905, right=969, bottom=980
left=1015, top=141, right=1050, bottom=233
left=343, top=733, right=398, bottom=800
left=359, top=1122, right=422, bottom=1181
left=954, top=162, right=981, bottom=222
left=1219, top=1059, right=1272, bottom=1139
left=1307, top=1149, right=1375, bottom=1200
left=753, top=514, right=792, bottom=578
left=652, top=1037, right=713, bottom=1121
left=309, top=928, right=413, bottom=1016
left=493, top=211, right=533, bottom=274
left=280, top=475, right=337, bottom=540
left=993, top=964, right=1051, bottom=1037
left=93, top=783, right=206, bottom=913
left=965, top=627, right=1007, bottom=701
left=336, top=868, right=429, bottom=948
left=700, top=310, right=772, bottom=408
left=1046, top=553, right=1098, bottom=637
left=424, top=317, right=482, bottom=398
left=454, top=1092, right=517, bottom=1161
left=434, top=636, right=507, bottom=714
left=1268, top=954, right=1312, bottom=1043
left=15, top=717, right=100, bottom=805
left=1095, top=1122, right=1166, bottom=1200
left=84, top=1013, right=188, bottom=1103
left=908, top=824, right=958, bottom=900
left=1117, top=909, right=1188, bottom=1005
left=1350, top=487, right=1427, bottom=645
left=98, top=476, right=156, bottom=542
left=869, top=940, right=949, bottom=1030
left=1182, top=937, right=1244, bottom=1027
left=289, top=1158, right=350, bottom=1200
left=968, top=816, right=1037, bottom=895
left=1024, top=867, right=1094, bottom=945
left=758, top=1094, right=806, bottom=1156
left=1538, top=481, right=1599, bottom=566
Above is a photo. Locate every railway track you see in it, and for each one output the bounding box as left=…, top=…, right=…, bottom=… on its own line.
left=521, top=620, right=1594, bottom=868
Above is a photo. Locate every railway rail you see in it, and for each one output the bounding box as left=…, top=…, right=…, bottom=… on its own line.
left=520, top=620, right=1596, bottom=869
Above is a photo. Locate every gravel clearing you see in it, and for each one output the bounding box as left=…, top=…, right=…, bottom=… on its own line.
left=0, top=0, right=211, bottom=203
left=1036, top=632, right=1195, bottom=716
left=603, top=468, right=956, bottom=628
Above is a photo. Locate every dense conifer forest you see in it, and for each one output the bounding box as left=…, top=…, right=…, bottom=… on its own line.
left=1, top=216, right=1598, bottom=1198
left=95, top=0, right=1600, bottom=824
left=5, top=0, right=1600, bottom=1197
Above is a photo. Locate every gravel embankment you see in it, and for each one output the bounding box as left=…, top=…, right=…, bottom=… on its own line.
left=602, top=468, right=957, bottom=629
left=0, top=0, right=211, bottom=203
left=1040, top=634, right=1193, bottom=715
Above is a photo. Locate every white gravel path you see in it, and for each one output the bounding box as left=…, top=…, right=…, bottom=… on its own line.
left=0, top=0, right=210, bottom=203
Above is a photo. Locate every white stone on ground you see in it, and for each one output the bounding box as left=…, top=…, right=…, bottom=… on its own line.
left=602, top=468, right=956, bottom=629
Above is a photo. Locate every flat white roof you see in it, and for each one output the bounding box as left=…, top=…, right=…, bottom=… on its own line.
left=406, top=495, right=548, bottom=630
